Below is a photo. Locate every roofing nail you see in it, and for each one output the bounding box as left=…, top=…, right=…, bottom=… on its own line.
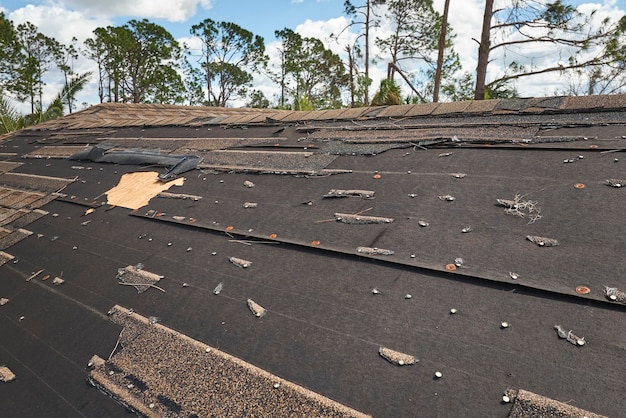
left=182, top=283, right=189, bottom=287
left=205, top=347, right=211, bottom=353
left=614, top=158, right=619, bottom=163
left=418, top=220, right=429, bottom=227
left=186, top=247, right=192, bottom=252
left=450, top=308, right=458, bottom=314
left=502, top=395, right=511, bottom=403
left=410, top=254, right=416, bottom=258
left=405, top=294, right=412, bottom=299
left=372, top=288, right=381, bottom=295
left=434, top=371, right=443, bottom=379
left=167, top=242, right=172, bottom=246
left=273, top=383, right=281, bottom=389
left=461, top=226, right=472, bottom=233
left=19, top=316, right=25, bottom=321
left=211, top=252, right=217, bottom=256
left=509, top=272, right=519, bottom=280
left=408, top=193, right=417, bottom=198
left=501, top=321, right=510, bottom=329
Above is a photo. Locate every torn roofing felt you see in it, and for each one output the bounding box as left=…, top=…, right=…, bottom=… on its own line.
left=69, top=145, right=201, bottom=181
left=1, top=95, right=626, bottom=418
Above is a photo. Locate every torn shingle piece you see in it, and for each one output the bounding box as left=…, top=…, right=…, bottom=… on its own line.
left=213, top=282, right=223, bottom=295
left=356, top=247, right=394, bottom=256
left=0, top=366, right=16, bottom=382
left=554, top=325, right=586, bottom=346
left=605, top=179, right=625, bottom=188
left=378, top=347, right=417, bottom=366
left=323, top=189, right=375, bottom=199
left=0, top=251, right=14, bottom=266
left=506, top=388, right=606, bottom=418
left=116, top=264, right=163, bottom=293
left=243, top=202, right=258, bottom=208
left=604, top=286, right=626, bottom=304
left=0, top=297, right=9, bottom=306
left=334, top=213, right=394, bottom=224
left=156, top=191, right=202, bottom=201
left=526, top=235, right=559, bottom=247
left=247, top=299, right=266, bottom=318
left=243, top=180, right=255, bottom=188
left=229, top=257, right=252, bottom=268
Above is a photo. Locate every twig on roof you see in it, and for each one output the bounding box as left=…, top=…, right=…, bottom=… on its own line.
left=27, top=269, right=44, bottom=282
left=118, top=282, right=166, bottom=292
left=108, top=329, right=124, bottom=360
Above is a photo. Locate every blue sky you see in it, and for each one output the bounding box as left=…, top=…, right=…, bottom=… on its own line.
left=1, top=0, right=626, bottom=108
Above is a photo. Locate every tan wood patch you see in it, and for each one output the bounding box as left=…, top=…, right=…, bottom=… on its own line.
left=105, top=172, right=184, bottom=210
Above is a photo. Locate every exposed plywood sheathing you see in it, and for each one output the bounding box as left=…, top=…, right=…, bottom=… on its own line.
left=105, top=172, right=184, bottom=210
left=23, top=146, right=88, bottom=159
left=89, top=305, right=370, bottom=417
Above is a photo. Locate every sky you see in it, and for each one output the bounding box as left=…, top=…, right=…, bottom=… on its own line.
left=1, top=0, right=625, bottom=111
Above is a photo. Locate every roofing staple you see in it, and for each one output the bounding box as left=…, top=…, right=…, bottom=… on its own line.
left=357, top=246, right=394, bottom=256
left=604, top=286, right=626, bottom=304
left=554, top=325, right=586, bottom=346
left=378, top=347, right=417, bottom=366
left=247, top=299, right=266, bottom=318
left=334, top=213, right=394, bottom=224
left=526, top=235, right=559, bottom=247
left=323, top=189, right=375, bottom=199
left=229, top=257, right=252, bottom=268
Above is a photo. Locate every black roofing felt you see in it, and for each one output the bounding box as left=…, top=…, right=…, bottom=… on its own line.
left=1, top=98, right=625, bottom=417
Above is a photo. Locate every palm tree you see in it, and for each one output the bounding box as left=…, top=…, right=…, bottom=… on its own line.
left=0, top=95, right=25, bottom=134
left=61, top=71, right=92, bottom=113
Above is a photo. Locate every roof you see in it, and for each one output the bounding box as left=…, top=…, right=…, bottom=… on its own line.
left=1, top=96, right=625, bottom=417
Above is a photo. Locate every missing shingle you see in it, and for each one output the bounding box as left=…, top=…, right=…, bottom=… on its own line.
left=526, top=235, right=559, bottom=247
left=554, top=325, right=586, bottom=346
left=497, top=194, right=542, bottom=224
left=323, top=189, right=375, bottom=199
left=604, top=286, right=626, bottom=304
left=334, top=213, right=394, bottom=224
left=378, top=347, right=417, bottom=366
left=247, top=299, right=266, bottom=318
left=357, top=246, right=394, bottom=256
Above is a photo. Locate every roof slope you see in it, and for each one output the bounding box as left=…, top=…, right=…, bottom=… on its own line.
left=1, top=96, right=625, bottom=417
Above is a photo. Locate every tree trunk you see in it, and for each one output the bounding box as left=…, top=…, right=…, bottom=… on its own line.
left=433, top=0, right=450, bottom=103
left=474, top=0, right=494, bottom=100
left=364, top=0, right=371, bottom=106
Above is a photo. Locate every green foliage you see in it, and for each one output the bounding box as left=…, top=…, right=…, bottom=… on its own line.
left=246, top=90, right=270, bottom=108
left=190, top=19, right=267, bottom=107
left=371, top=78, right=402, bottom=105
left=0, top=95, right=25, bottom=134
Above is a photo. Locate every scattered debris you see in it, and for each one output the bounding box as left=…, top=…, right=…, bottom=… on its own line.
left=81, top=220, right=91, bottom=226
left=497, top=194, right=542, bottom=224
left=526, top=235, right=559, bottom=247
left=243, top=180, right=255, bottom=188
left=500, top=322, right=510, bottom=329
left=247, top=299, right=266, bottom=318
left=451, top=173, right=466, bottom=179
left=408, top=193, right=417, bottom=198
left=604, top=286, right=626, bottom=304
left=461, top=226, right=472, bottom=233
left=454, top=258, right=464, bottom=268
left=229, top=257, right=252, bottom=268
left=404, top=294, right=412, bottom=299
left=554, top=325, right=585, bottom=346
left=505, top=388, right=605, bottom=418
left=172, top=216, right=186, bottom=221
left=356, top=246, right=394, bottom=256
left=148, top=316, right=160, bottom=324
left=243, top=202, right=258, bottom=208
left=418, top=220, right=429, bottom=227
left=52, top=277, right=64, bottom=285
left=438, top=195, right=455, bottom=201
left=438, top=152, right=452, bottom=158
left=509, top=272, right=519, bottom=280
left=83, top=208, right=95, bottom=216
left=606, top=178, right=625, bottom=188
left=371, top=288, right=381, bottom=295
left=334, top=213, right=394, bottom=224
left=0, top=298, right=9, bottom=306
left=378, top=347, right=417, bottom=366
left=0, top=366, right=16, bottom=382
left=323, top=189, right=375, bottom=199
left=213, top=282, right=223, bottom=295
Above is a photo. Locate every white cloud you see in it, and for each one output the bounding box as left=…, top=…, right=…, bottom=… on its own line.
left=61, top=0, right=213, bottom=23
